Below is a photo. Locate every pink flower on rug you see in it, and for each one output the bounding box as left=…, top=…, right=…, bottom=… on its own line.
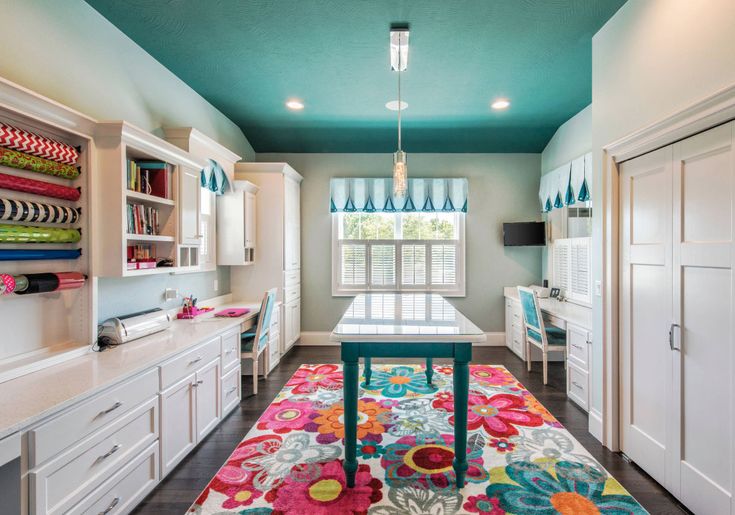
left=266, top=460, right=382, bottom=515
left=488, top=438, right=515, bottom=453
left=470, top=365, right=515, bottom=385
left=433, top=392, right=543, bottom=438
left=464, top=494, right=506, bottom=514
left=286, top=364, right=343, bottom=394
left=257, top=399, right=314, bottom=434
left=193, top=464, right=262, bottom=509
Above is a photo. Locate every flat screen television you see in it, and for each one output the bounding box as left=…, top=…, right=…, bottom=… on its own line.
left=503, top=222, right=546, bottom=246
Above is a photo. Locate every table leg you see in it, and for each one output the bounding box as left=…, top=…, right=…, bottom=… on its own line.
left=364, top=356, right=372, bottom=386
left=425, top=357, right=433, bottom=384
left=343, top=354, right=359, bottom=488
left=453, top=351, right=469, bottom=488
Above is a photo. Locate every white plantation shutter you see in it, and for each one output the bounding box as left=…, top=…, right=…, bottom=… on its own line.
left=341, top=244, right=367, bottom=286
left=370, top=245, right=396, bottom=287
left=553, top=239, right=571, bottom=293
left=569, top=237, right=591, bottom=303
left=431, top=244, right=457, bottom=286
left=402, top=244, right=427, bottom=286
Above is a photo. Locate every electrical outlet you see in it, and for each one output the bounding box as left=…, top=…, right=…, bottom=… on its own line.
left=164, top=288, right=178, bottom=301
left=595, top=280, right=602, bottom=297
left=213, top=279, right=219, bottom=291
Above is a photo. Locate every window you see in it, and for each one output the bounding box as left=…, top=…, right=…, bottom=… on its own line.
left=332, top=212, right=465, bottom=296
left=552, top=236, right=591, bottom=305
left=199, top=188, right=216, bottom=271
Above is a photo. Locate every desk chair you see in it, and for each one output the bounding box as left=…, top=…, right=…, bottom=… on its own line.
left=241, top=288, right=276, bottom=395
left=518, top=286, right=566, bottom=384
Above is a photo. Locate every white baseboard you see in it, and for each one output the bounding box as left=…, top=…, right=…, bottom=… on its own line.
left=298, top=331, right=506, bottom=347
left=588, top=408, right=603, bottom=443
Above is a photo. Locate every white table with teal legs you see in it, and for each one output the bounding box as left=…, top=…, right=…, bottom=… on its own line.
left=330, top=293, right=486, bottom=488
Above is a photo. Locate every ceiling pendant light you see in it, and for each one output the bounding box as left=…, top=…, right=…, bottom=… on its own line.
left=390, top=28, right=409, bottom=198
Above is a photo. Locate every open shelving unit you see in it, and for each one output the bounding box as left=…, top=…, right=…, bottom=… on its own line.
left=0, top=78, right=97, bottom=383
left=94, top=121, right=206, bottom=277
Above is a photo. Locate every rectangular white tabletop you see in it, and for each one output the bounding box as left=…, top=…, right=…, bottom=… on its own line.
left=330, top=293, right=486, bottom=343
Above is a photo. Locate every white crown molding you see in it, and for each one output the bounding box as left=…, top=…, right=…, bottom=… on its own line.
left=163, top=126, right=241, bottom=166
left=236, top=162, right=303, bottom=182
left=605, top=83, right=735, bottom=162
left=298, top=331, right=506, bottom=347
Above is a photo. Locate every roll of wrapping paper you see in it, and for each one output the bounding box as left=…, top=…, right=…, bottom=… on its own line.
left=0, top=273, right=14, bottom=295
left=13, top=272, right=85, bottom=295
left=0, top=198, right=79, bottom=224
left=0, top=147, right=79, bottom=180
left=0, top=122, right=79, bottom=165
left=0, top=224, right=80, bottom=243
left=0, top=172, right=80, bottom=201
left=0, top=249, right=81, bottom=261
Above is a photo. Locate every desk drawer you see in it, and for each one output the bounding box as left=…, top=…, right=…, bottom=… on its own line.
left=284, top=283, right=300, bottom=304
left=29, top=369, right=157, bottom=467
left=75, top=441, right=159, bottom=515
left=567, top=361, right=589, bottom=411
left=30, top=398, right=157, bottom=515
left=567, top=325, right=589, bottom=370
left=220, top=328, right=240, bottom=372
left=221, top=365, right=241, bottom=416
left=160, top=336, right=220, bottom=389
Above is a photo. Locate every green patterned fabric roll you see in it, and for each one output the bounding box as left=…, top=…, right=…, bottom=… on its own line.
left=0, top=147, right=79, bottom=179
left=0, top=224, right=81, bottom=243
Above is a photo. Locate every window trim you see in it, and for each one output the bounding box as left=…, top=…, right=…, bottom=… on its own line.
left=331, top=213, right=466, bottom=297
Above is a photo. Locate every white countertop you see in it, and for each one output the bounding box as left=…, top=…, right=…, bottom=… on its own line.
left=0, top=301, right=261, bottom=441
left=504, top=287, right=592, bottom=330
left=330, top=293, right=486, bottom=343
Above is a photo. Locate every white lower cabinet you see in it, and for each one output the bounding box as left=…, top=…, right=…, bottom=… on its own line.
left=565, top=323, right=591, bottom=413
left=23, top=325, right=242, bottom=515
left=283, top=298, right=300, bottom=352
left=504, top=298, right=526, bottom=360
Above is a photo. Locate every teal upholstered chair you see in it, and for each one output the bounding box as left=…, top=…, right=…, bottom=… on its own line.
left=241, top=288, right=276, bottom=395
left=517, top=286, right=566, bottom=384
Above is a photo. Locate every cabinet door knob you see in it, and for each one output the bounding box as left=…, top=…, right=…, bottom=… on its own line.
left=99, top=496, right=120, bottom=515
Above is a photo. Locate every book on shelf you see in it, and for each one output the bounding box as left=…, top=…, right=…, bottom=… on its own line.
left=126, top=159, right=173, bottom=199
left=127, top=202, right=160, bottom=235
left=127, top=243, right=157, bottom=269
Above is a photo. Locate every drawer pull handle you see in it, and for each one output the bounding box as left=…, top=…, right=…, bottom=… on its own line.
left=572, top=344, right=584, bottom=350
left=572, top=381, right=583, bottom=389
left=192, top=380, right=204, bottom=388
left=99, top=444, right=122, bottom=461
left=101, top=401, right=123, bottom=415
left=99, top=496, right=120, bottom=515
left=226, top=386, right=237, bottom=395
left=189, top=356, right=202, bottom=365
left=225, top=348, right=235, bottom=355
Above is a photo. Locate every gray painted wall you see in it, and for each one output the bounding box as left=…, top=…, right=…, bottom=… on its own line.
left=0, top=0, right=258, bottom=322
left=257, top=153, right=543, bottom=333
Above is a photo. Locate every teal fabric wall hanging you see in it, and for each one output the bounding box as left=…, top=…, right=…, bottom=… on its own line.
left=330, top=178, right=468, bottom=213
left=200, top=159, right=230, bottom=195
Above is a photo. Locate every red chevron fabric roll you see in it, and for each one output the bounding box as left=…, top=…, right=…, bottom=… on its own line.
left=0, top=122, right=78, bottom=165
left=0, top=172, right=80, bottom=201
left=0, top=147, right=79, bottom=179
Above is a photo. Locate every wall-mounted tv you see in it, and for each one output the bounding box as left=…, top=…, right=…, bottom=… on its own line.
left=503, top=222, right=546, bottom=246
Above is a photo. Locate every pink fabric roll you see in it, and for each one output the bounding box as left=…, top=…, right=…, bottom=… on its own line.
left=0, top=172, right=81, bottom=201
left=54, top=271, right=85, bottom=290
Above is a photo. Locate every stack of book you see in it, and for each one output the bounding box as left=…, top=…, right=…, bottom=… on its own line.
left=127, top=159, right=172, bottom=199
left=127, top=203, right=160, bottom=235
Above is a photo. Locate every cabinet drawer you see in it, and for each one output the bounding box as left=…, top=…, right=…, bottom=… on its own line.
left=567, top=361, right=589, bottom=411
left=31, top=398, right=157, bottom=515
left=75, top=441, right=159, bottom=515
left=567, top=326, right=589, bottom=370
left=283, top=270, right=300, bottom=287
left=160, top=336, right=220, bottom=389
left=268, top=331, right=280, bottom=359
left=284, top=283, right=300, bottom=304
left=221, top=366, right=241, bottom=416
left=220, top=328, right=240, bottom=372
left=29, top=369, right=157, bottom=467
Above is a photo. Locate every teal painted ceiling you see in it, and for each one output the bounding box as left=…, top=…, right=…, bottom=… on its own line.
left=85, top=0, right=625, bottom=153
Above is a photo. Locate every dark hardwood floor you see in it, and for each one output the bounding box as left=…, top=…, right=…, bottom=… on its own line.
left=133, top=346, right=690, bottom=514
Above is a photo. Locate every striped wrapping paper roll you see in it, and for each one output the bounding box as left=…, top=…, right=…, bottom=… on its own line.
left=0, top=198, right=79, bottom=224
left=0, top=147, right=79, bottom=179
left=0, top=172, right=80, bottom=201
left=0, top=122, right=78, bottom=165
left=0, top=224, right=81, bottom=243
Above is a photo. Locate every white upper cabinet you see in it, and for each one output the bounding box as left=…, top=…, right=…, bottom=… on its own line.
left=178, top=165, right=202, bottom=246
left=284, top=175, right=301, bottom=271
left=217, top=180, right=259, bottom=265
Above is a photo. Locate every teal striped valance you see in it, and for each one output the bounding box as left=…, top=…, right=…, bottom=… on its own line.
left=201, top=159, right=230, bottom=196
left=330, top=178, right=468, bottom=213
left=539, top=152, right=592, bottom=213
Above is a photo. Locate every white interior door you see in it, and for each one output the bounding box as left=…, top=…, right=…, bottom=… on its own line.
left=671, top=121, right=734, bottom=514
left=619, top=145, right=674, bottom=489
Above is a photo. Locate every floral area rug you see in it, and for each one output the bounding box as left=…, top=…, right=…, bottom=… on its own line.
left=189, top=364, right=647, bottom=514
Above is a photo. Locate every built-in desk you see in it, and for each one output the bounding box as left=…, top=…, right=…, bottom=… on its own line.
left=503, top=286, right=593, bottom=412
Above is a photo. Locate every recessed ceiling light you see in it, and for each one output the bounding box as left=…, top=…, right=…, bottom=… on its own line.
left=491, top=98, right=511, bottom=110
left=385, top=100, right=408, bottom=111
left=286, top=99, right=304, bottom=110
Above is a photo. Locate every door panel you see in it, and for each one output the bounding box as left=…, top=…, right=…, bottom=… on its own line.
left=673, top=121, right=734, bottom=514
left=619, top=145, right=673, bottom=488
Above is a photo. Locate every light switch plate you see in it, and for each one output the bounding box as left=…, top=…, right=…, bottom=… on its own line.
left=595, top=280, right=602, bottom=296
left=164, top=288, right=178, bottom=301
left=213, top=279, right=219, bottom=291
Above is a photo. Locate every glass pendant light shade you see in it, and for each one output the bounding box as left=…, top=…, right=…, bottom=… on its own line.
left=393, top=150, right=407, bottom=198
